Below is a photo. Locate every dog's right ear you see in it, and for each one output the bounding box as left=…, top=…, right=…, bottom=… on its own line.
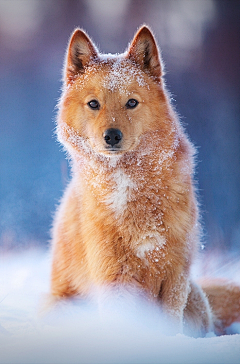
left=64, top=29, right=98, bottom=84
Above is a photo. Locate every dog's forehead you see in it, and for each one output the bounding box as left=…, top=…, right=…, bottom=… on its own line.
left=99, top=57, right=148, bottom=94
left=70, top=57, right=152, bottom=99
left=71, top=57, right=148, bottom=96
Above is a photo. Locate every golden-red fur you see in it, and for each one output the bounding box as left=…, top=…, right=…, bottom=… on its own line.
left=51, top=26, right=240, bottom=336
left=200, top=278, right=240, bottom=335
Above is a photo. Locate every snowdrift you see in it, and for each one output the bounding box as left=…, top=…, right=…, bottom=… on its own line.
left=0, top=249, right=239, bottom=364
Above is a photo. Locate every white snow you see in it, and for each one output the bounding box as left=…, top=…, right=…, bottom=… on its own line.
left=0, top=249, right=240, bottom=364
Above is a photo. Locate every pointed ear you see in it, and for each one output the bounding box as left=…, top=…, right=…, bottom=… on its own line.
left=126, top=26, right=163, bottom=80
left=65, top=28, right=98, bottom=84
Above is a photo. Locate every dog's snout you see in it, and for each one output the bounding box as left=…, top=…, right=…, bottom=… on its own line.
left=103, top=128, right=123, bottom=147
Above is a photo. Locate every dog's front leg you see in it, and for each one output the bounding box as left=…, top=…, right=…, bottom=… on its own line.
left=160, top=272, right=190, bottom=333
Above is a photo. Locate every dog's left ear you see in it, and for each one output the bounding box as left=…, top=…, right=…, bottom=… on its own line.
left=127, top=26, right=163, bottom=80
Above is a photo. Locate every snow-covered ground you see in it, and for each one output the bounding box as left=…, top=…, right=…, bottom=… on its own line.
left=0, top=249, right=240, bottom=364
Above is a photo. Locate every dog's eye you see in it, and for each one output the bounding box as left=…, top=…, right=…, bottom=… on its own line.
left=126, top=99, right=139, bottom=109
left=88, top=100, right=100, bottom=110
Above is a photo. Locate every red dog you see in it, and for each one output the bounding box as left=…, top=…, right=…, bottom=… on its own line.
left=51, top=25, right=240, bottom=336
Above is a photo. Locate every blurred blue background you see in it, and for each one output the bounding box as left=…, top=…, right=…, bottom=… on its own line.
left=0, top=0, right=239, bottom=252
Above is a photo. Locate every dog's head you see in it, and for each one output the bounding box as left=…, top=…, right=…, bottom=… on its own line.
left=57, top=26, right=174, bottom=157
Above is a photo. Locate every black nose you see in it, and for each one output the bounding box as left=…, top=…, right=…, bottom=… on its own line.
left=103, top=128, right=123, bottom=147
